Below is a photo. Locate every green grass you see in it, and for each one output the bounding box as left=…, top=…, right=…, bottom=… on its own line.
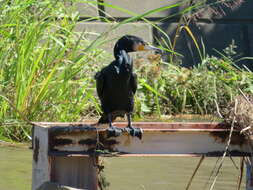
left=0, top=0, right=252, bottom=142
left=0, top=0, right=108, bottom=140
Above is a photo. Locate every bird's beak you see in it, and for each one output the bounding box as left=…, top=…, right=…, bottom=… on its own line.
left=136, top=43, right=163, bottom=54
left=144, top=45, right=163, bottom=54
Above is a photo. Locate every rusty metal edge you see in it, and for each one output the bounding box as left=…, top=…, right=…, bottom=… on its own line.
left=48, top=151, right=250, bottom=157
left=33, top=121, right=224, bottom=127
left=32, top=121, right=233, bottom=132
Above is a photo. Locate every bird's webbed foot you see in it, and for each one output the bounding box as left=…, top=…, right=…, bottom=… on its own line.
left=106, top=125, right=123, bottom=138
left=124, top=125, right=143, bottom=140
left=105, top=113, right=123, bottom=138
left=125, top=113, right=143, bottom=139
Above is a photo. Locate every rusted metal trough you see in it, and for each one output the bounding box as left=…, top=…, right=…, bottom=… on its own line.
left=32, top=122, right=253, bottom=190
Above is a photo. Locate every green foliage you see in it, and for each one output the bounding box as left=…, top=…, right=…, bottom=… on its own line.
left=0, top=0, right=252, bottom=141
left=134, top=55, right=253, bottom=118
left=0, top=0, right=108, bottom=140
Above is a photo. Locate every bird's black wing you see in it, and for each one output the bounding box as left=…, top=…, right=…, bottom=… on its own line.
left=130, top=73, right=137, bottom=94
left=94, top=71, right=104, bottom=99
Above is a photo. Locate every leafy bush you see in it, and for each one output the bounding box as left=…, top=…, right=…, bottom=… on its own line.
left=135, top=55, right=253, bottom=118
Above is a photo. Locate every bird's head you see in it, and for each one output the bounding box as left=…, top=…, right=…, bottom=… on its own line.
left=113, top=35, right=163, bottom=59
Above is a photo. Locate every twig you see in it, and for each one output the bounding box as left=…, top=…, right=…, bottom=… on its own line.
left=209, top=99, right=238, bottom=190
left=238, top=88, right=250, bottom=104
left=186, top=155, right=205, bottom=190
left=229, top=155, right=239, bottom=170
left=214, top=99, right=223, bottom=118
left=240, top=126, right=251, bottom=134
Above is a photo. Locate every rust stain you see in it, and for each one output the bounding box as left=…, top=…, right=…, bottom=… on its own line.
left=103, top=139, right=119, bottom=146
left=97, top=134, right=120, bottom=151
left=47, top=122, right=229, bottom=132
left=50, top=130, right=120, bottom=153
left=49, top=125, right=96, bottom=149
left=209, top=122, right=247, bottom=146
left=33, top=137, right=39, bottom=163
left=79, top=139, right=97, bottom=146
left=53, top=138, right=73, bottom=146
left=47, top=122, right=247, bottom=154
left=204, top=150, right=250, bottom=157
left=49, top=125, right=98, bottom=137
left=123, top=135, right=131, bottom=146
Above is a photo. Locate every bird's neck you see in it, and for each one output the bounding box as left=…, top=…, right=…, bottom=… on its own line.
left=113, top=50, right=133, bottom=74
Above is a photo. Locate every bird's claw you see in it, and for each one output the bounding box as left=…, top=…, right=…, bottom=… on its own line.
left=124, top=126, right=143, bottom=140
left=106, top=126, right=123, bottom=138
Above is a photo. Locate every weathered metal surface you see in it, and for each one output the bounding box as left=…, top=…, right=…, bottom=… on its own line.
left=32, top=121, right=252, bottom=190
left=32, top=127, right=50, bottom=190
left=33, top=137, right=40, bottom=163
left=32, top=125, right=99, bottom=190
left=33, top=122, right=250, bottom=156
left=51, top=156, right=98, bottom=190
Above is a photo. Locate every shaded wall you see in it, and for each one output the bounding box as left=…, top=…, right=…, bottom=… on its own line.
left=72, top=0, right=253, bottom=69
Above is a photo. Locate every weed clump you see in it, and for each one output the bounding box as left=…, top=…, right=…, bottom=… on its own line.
left=222, top=94, right=253, bottom=137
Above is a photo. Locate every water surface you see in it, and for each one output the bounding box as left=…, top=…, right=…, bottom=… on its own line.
left=0, top=145, right=246, bottom=190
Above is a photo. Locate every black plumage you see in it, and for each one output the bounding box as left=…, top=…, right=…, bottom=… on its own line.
left=95, top=35, right=162, bottom=138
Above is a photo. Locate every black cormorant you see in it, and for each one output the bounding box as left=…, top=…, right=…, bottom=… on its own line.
left=95, top=35, right=162, bottom=139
